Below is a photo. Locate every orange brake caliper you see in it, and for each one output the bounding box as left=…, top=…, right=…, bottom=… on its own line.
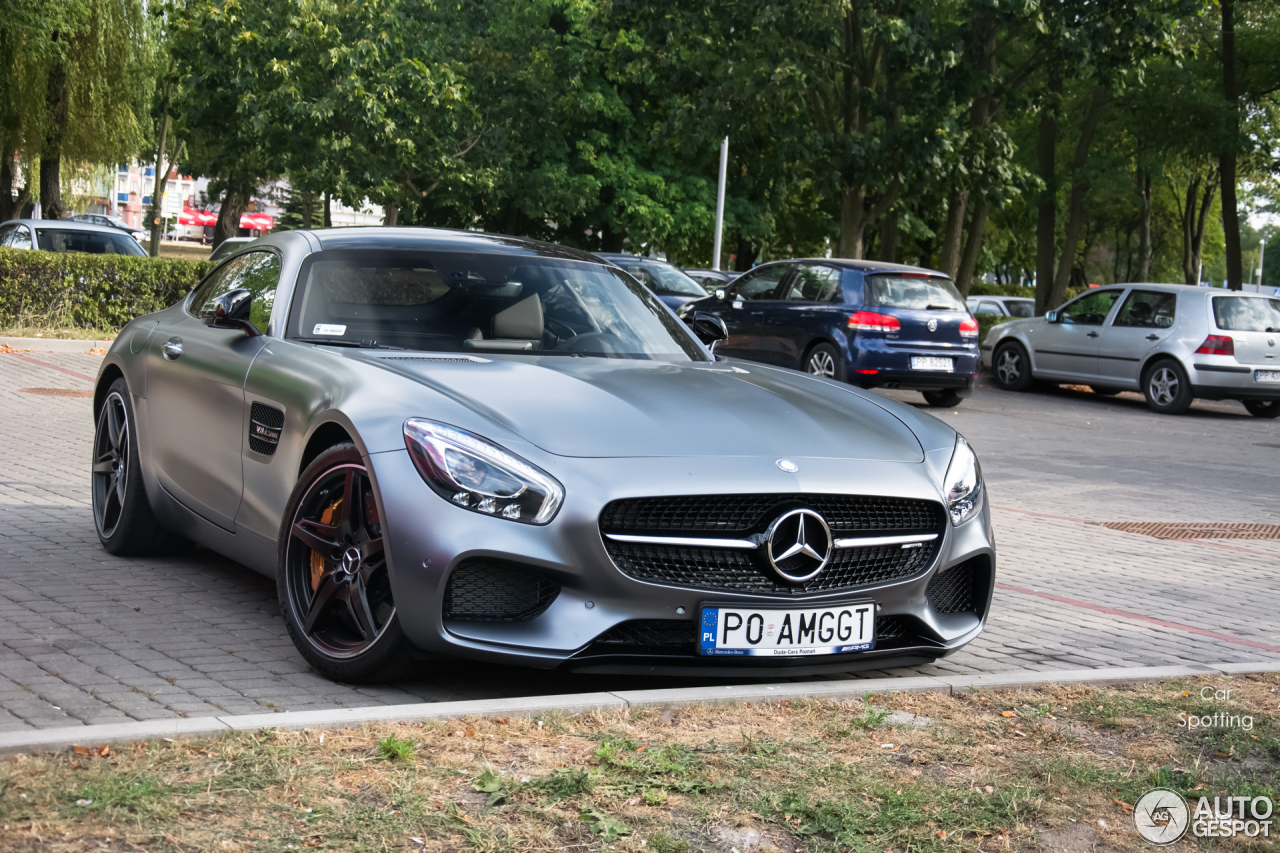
left=311, top=498, right=343, bottom=592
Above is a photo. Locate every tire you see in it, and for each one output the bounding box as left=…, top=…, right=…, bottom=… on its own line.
left=803, top=342, right=847, bottom=382
left=92, top=378, right=195, bottom=555
left=992, top=342, right=1034, bottom=392
left=1142, top=359, right=1194, bottom=415
left=277, top=443, right=413, bottom=682
left=922, top=390, right=963, bottom=408
left=1090, top=386, right=1121, bottom=396
left=1243, top=399, right=1280, bottom=418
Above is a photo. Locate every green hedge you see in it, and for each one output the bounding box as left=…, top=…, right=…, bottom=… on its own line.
left=0, top=247, right=208, bottom=332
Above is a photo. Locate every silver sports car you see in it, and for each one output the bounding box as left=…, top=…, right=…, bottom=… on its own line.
left=92, top=228, right=995, bottom=681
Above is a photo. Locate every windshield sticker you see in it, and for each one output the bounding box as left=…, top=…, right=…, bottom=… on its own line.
left=312, top=324, right=347, bottom=336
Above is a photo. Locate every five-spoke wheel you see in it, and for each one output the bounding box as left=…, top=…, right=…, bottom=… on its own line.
left=92, top=391, right=130, bottom=540
left=279, top=444, right=410, bottom=680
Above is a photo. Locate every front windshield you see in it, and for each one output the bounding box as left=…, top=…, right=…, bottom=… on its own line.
left=612, top=260, right=708, bottom=297
left=287, top=250, right=708, bottom=361
left=865, top=275, right=966, bottom=311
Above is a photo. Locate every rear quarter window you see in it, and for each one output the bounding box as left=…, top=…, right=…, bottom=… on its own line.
left=1212, top=296, right=1280, bottom=332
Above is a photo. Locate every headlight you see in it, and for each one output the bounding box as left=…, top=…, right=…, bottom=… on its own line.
left=403, top=419, right=564, bottom=524
left=943, top=435, right=983, bottom=526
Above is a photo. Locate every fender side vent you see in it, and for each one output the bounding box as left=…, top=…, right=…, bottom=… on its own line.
left=248, top=402, right=284, bottom=455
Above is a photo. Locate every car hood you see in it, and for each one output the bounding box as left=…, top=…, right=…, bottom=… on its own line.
left=364, top=354, right=925, bottom=461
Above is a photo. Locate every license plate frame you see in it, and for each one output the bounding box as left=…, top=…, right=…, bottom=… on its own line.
left=911, top=356, right=954, bottom=372
left=1255, top=369, right=1280, bottom=383
left=697, top=600, right=876, bottom=657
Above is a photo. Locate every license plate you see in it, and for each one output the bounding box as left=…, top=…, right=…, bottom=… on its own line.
left=1256, top=370, right=1280, bottom=383
left=698, top=602, right=875, bottom=657
left=911, top=356, right=954, bottom=372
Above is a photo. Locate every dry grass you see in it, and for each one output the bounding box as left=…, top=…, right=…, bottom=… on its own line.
left=0, top=673, right=1276, bottom=852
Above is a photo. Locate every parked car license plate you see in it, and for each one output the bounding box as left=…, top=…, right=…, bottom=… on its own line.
left=698, top=602, right=875, bottom=657
left=911, top=356, right=954, bottom=372
left=1255, top=370, right=1280, bottom=383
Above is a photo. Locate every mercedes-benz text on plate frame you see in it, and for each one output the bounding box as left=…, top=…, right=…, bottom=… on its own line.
left=699, top=602, right=875, bottom=656
left=90, top=227, right=996, bottom=681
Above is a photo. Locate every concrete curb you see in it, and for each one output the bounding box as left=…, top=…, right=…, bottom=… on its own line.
left=0, top=661, right=1273, bottom=757
left=0, top=336, right=113, bottom=353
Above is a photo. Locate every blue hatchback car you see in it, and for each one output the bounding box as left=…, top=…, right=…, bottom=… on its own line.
left=696, top=259, right=980, bottom=407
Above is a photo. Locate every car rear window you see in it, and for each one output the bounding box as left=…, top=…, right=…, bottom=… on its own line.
left=1005, top=300, right=1034, bottom=318
left=35, top=228, right=145, bottom=256
left=1212, top=296, right=1280, bottom=332
left=865, top=275, right=965, bottom=311
left=612, top=260, right=707, bottom=297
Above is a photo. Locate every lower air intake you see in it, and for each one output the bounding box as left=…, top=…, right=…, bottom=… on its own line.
left=926, top=559, right=982, bottom=615
left=443, top=561, right=559, bottom=622
left=592, top=620, right=694, bottom=648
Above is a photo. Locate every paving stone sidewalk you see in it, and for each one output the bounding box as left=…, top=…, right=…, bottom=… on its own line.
left=1, top=350, right=1277, bottom=732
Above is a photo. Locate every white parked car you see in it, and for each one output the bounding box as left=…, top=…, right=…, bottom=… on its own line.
left=981, top=284, right=1280, bottom=417
left=966, top=295, right=1035, bottom=318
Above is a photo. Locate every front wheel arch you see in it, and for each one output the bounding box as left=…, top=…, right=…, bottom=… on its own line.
left=94, top=363, right=125, bottom=421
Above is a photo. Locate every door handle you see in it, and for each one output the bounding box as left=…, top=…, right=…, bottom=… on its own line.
left=1146, top=334, right=1160, bottom=341
left=161, top=337, right=183, bottom=360
left=1086, top=331, right=1099, bottom=338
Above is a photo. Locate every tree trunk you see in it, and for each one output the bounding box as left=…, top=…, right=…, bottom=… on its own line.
left=838, top=187, right=867, bottom=259
left=213, top=185, right=247, bottom=248
left=1048, top=85, right=1110, bottom=310
left=1035, top=74, right=1061, bottom=314
left=878, top=208, right=898, bottom=263
left=324, top=191, right=332, bottom=228
left=937, top=189, right=969, bottom=279
left=39, top=48, right=69, bottom=220
left=0, top=149, right=30, bottom=223
left=601, top=221, right=626, bottom=253
left=383, top=203, right=399, bottom=226
left=733, top=236, right=758, bottom=272
left=1137, top=170, right=1153, bottom=282
left=300, top=191, right=315, bottom=229
left=1192, top=180, right=1216, bottom=284
left=1220, top=0, right=1242, bottom=290
left=955, top=198, right=989, bottom=297
left=147, top=114, right=172, bottom=257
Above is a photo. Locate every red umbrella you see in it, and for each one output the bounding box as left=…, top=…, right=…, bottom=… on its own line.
left=196, top=210, right=219, bottom=227
left=240, top=212, right=274, bottom=231
left=178, top=208, right=199, bottom=226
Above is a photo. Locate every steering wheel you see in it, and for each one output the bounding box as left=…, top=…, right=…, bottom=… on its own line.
left=555, top=332, right=625, bottom=353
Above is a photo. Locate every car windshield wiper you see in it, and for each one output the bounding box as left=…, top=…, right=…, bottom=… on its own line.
left=926, top=303, right=957, bottom=310
left=292, top=337, right=405, bottom=350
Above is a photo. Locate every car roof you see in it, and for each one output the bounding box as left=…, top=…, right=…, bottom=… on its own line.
left=594, top=253, right=679, bottom=266
left=2, top=218, right=137, bottom=235
left=310, top=227, right=607, bottom=264
left=749, top=258, right=949, bottom=277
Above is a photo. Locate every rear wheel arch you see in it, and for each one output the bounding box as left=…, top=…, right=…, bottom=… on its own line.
left=1138, top=350, right=1187, bottom=387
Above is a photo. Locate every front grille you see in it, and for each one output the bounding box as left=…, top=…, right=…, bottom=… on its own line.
left=248, top=402, right=284, bottom=455
left=593, top=619, right=693, bottom=648
left=926, top=560, right=978, bottom=614
left=443, top=561, right=559, bottom=622
left=600, top=493, right=945, bottom=596
left=601, top=494, right=941, bottom=534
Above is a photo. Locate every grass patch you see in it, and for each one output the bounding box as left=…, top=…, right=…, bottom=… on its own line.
left=0, top=674, right=1275, bottom=851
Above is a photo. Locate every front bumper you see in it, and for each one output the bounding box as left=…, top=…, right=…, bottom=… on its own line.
left=366, top=448, right=996, bottom=674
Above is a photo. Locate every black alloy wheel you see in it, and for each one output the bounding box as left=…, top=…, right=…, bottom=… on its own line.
left=279, top=444, right=410, bottom=681
left=1243, top=399, right=1280, bottom=418
left=91, top=379, right=193, bottom=555
left=993, top=342, right=1033, bottom=392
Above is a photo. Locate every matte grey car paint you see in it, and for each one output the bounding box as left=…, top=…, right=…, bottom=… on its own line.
left=96, top=227, right=995, bottom=675
left=981, top=283, right=1280, bottom=400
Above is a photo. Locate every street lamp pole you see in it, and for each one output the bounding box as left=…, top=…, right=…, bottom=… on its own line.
left=712, top=136, right=728, bottom=271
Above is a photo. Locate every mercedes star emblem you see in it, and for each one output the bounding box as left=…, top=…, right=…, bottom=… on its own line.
left=927, top=318, right=938, bottom=332
left=341, top=546, right=362, bottom=577
left=776, top=459, right=799, bottom=473
left=763, top=508, right=832, bottom=582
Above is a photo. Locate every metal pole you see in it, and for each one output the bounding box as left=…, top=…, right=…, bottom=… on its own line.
left=712, top=136, right=728, bottom=270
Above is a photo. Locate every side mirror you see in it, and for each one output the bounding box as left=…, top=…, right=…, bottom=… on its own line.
left=689, top=311, right=729, bottom=349
left=205, top=288, right=260, bottom=337
left=715, top=288, right=726, bottom=301
left=1045, top=310, right=1060, bottom=323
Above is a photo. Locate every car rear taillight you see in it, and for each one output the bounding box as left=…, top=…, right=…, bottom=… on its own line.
left=960, top=317, right=979, bottom=338
left=1195, top=335, right=1234, bottom=356
left=848, top=311, right=901, bottom=332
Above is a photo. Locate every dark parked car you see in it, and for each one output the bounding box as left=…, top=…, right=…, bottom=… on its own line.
left=684, top=268, right=736, bottom=290
left=696, top=259, right=980, bottom=407
left=595, top=253, right=710, bottom=311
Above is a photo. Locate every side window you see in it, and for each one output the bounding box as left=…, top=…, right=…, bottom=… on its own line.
left=786, top=264, right=843, bottom=302
left=0, top=224, right=26, bottom=248
left=730, top=264, right=790, bottom=301
left=1059, top=290, right=1120, bottom=326
left=1113, top=290, right=1176, bottom=328
left=976, top=301, right=1003, bottom=315
left=189, top=251, right=282, bottom=332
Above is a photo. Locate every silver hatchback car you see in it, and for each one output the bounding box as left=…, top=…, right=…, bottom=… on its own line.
left=981, top=284, right=1280, bottom=416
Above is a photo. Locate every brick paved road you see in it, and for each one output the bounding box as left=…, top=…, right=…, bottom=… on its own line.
left=1, top=349, right=1277, bottom=732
